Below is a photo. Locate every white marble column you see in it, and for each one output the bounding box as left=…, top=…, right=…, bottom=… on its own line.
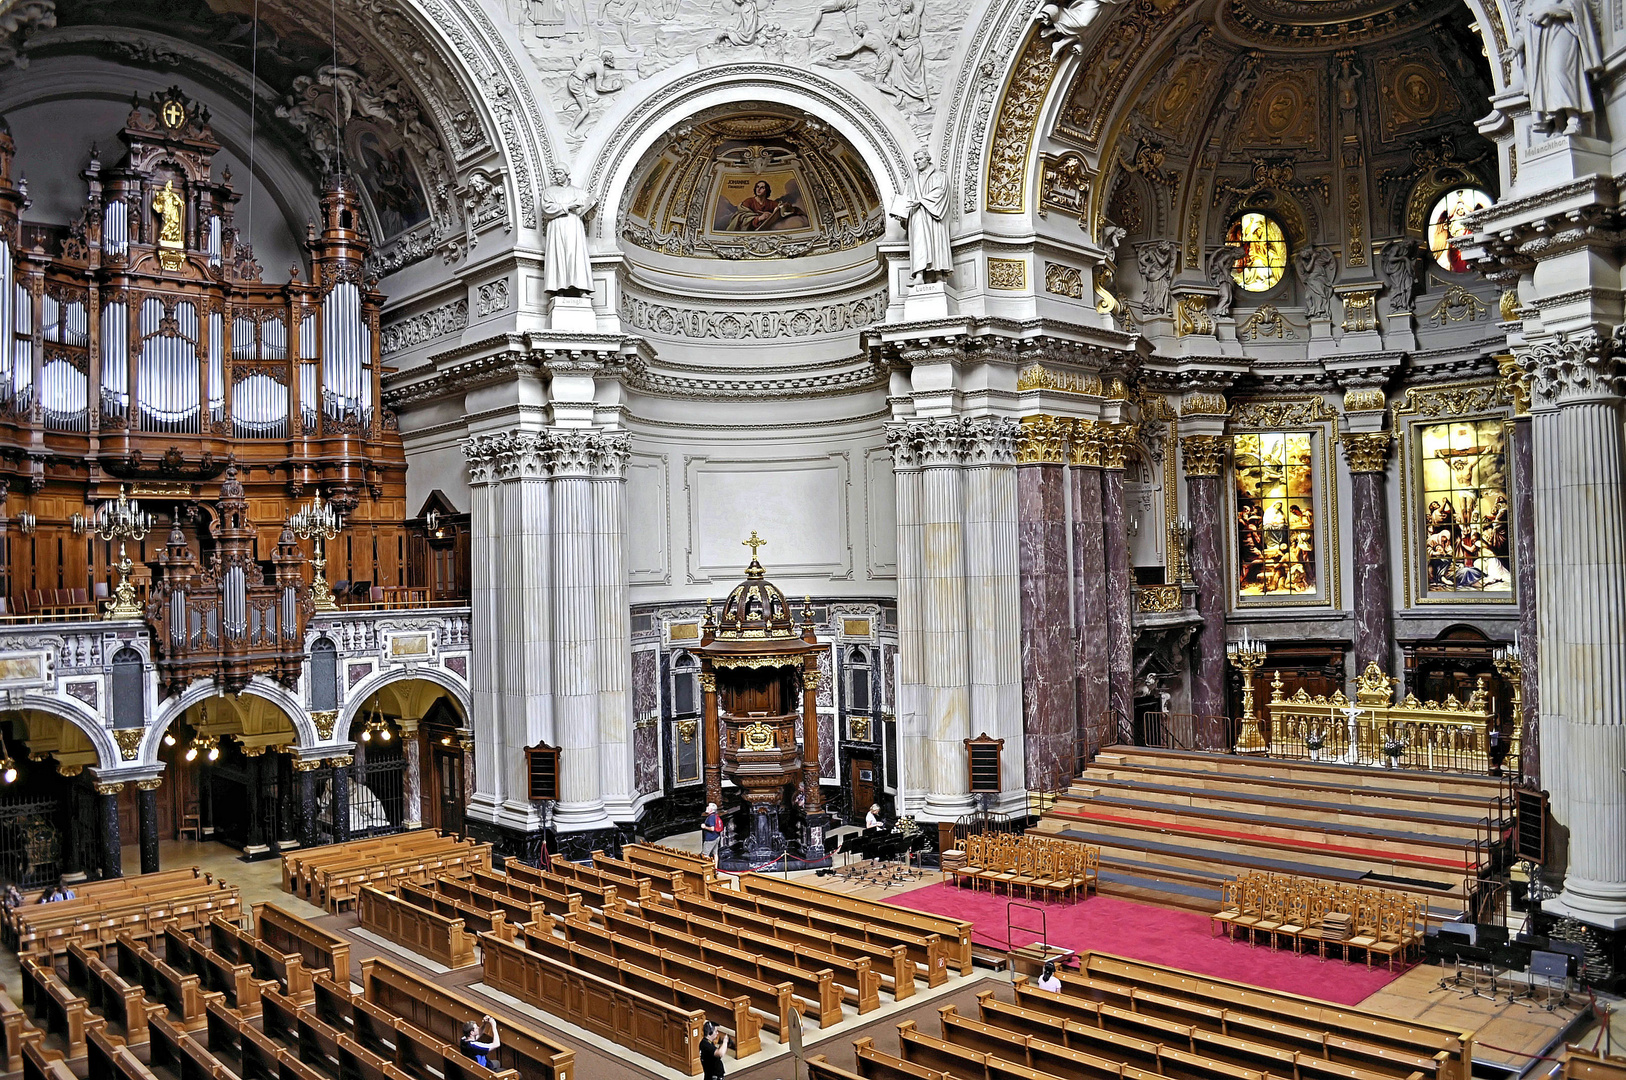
left=917, top=418, right=975, bottom=820
left=886, top=425, right=928, bottom=816
left=549, top=432, right=610, bottom=832
left=592, top=432, right=636, bottom=823
left=1525, top=331, right=1626, bottom=927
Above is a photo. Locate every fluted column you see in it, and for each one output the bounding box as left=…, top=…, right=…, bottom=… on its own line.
left=399, top=718, right=423, bottom=830
left=1102, top=424, right=1136, bottom=742
left=591, top=433, right=636, bottom=823
left=1339, top=432, right=1395, bottom=671
left=1017, top=415, right=1074, bottom=793
left=962, top=417, right=1024, bottom=807
left=1182, top=434, right=1228, bottom=734
left=887, top=426, right=928, bottom=815
left=1070, top=421, right=1110, bottom=757
left=918, top=419, right=974, bottom=820
left=550, top=431, right=609, bottom=833
left=1524, top=330, right=1626, bottom=927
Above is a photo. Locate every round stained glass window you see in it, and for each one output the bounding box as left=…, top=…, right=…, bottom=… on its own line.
left=1227, top=212, right=1288, bottom=292
left=1427, top=187, right=1493, bottom=273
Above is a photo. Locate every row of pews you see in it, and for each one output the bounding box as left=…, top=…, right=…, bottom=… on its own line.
left=1036, top=746, right=1512, bottom=918
left=7, top=892, right=576, bottom=1080
left=808, top=951, right=1475, bottom=1080
left=281, top=830, right=492, bottom=913
left=4, top=869, right=241, bottom=963
left=347, top=840, right=972, bottom=1076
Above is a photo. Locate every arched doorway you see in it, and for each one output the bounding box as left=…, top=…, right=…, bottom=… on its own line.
left=343, top=679, right=469, bottom=840
left=0, top=710, right=107, bottom=886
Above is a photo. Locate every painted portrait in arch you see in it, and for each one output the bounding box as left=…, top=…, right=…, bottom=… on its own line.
left=713, top=174, right=813, bottom=233
left=347, top=124, right=431, bottom=241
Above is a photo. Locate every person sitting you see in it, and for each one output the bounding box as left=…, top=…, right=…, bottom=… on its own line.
left=1036, top=960, right=1063, bottom=992
left=865, top=802, right=883, bottom=830
left=3, top=884, right=22, bottom=910
left=459, top=1016, right=500, bottom=1067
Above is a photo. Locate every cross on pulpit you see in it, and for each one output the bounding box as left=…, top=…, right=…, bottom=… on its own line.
left=743, top=531, right=767, bottom=559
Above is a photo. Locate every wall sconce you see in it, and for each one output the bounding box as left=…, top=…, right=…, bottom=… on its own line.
left=16, top=513, right=35, bottom=535
left=69, top=512, right=87, bottom=535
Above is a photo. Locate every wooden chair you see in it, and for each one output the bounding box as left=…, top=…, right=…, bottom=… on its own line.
left=1212, top=880, right=1243, bottom=939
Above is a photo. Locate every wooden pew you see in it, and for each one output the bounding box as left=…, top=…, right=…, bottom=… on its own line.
left=6, top=869, right=208, bottom=943
left=283, top=831, right=491, bottom=913
left=592, top=851, right=685, bottom=896
left=640, top=897, right=881, bottom=1013
left=149, top=1011, right=239, bottom=1080
left=510, top=863, right=624, bottom=910
left=416, top=875, right=541, bottom=927
left=852, top=1037, right=951, bottom=1080
left=622, top=843, right=720, bottom=896
left=163, top=923, right=270, bottom=1017
left=21, top=955, right=104, bottom=1062
left=0, top=988, right=43, bottom=1075
left=896, top=1021, right=1058, bottom=1080
left=66, top=941, right=157, bottom=1047
left=252, top=904, right=352, bottom=985
left=741, top=874, right=974, bottom=976
left=359, top=957, right=574, bottom=1080
left=307, top=970, right=515, bottom=1080
left=480, top=931, right=704, bottom=1074
left=15, top=876, right=242, bottom=963
left=357, top=886, right=477, bottom=969
left=808, top=1054, right=872, bottom=1080
left=468, top=870, right=582, bottom=920
left=207, top=915, right=315, bottom=1004
left=21, top=1038, right=77, bottom=1080
left=601, top=904, right=844, bottom=1028
left=113, top=933, right=215, bottom=1031
left=397, top=881, right=512, bottom=939
left=87, top=1027, right=161, bottom=1080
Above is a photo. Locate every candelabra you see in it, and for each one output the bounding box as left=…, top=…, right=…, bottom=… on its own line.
left=1493, top=636, right=1523, bottom=772
left=1227, top=631, right=1268, bottom=754
left=1167, top=517, right=1191, bottom=584
left=90, top=486, right=154, bottom=619
left=290, top=493, right=344, bottom=612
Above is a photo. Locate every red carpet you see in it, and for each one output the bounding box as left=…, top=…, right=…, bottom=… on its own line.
left=880, top=882, right=1403, bottom=1005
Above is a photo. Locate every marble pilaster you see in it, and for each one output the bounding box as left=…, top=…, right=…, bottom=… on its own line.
left=1069, top=421, right=1110, bottom=757
left=918, top=419, right=974, bottom=820
left=296, top=761, right=319, bottom=847
left=591, top=433, right=636, bottom=823
left=962, top=417, right=1024, bottom=806
left=886, top=425, right=928, bottom=816
left=399, top=719, right=423, bottom=830
left=1182, top=434, right=1228, bottom=737
left=1016, top=415, right=1074, bottom=793
left=1510, top=413, right=1541, bottom=783
left=1340, top=432, right=1394, bottom=671
left=330, top=758, right=351, bottom=842
left=1102, top=424, right=1135, bottom=742
left=137, top=780, right=161, bottom=874
left=550, top=431, right=609, bottom=832
left=96, top=783, right=122, bottom=879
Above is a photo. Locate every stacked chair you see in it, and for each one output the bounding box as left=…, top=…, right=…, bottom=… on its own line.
left=1211, top=871, right=1428, bottom=969
left=944, top=834, right=1099, bottom=903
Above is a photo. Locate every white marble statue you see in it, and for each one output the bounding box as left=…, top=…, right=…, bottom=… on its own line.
left=1136, top=240, right=1176, bottom=317
left=1520, top=0, right=1603, bottom=135
left=1380, top=239, right=1420, bottom=313
left=1207, top=245, right=1242, bottom=317
left=1294, top=246, right=1337, bottom=319
left=1034, top=0, right=1122, bottom=57
left=891, top=150, right=952, bottom=282
left=565, top=49, right=624, bottom=138
left=541, top=178, right=596, bottom=296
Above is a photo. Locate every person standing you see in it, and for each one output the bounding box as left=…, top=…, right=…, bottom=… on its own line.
left=700, top=1021, right=729, bottom=1079
left=701, top=802, right=723, bottom=862
left=460, top=1017, right=500, bottom=1066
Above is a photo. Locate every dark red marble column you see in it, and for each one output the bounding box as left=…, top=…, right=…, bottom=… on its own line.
left=1181, top=435, right=1228, bottom=742
left=1340, top=432, right=1395, bottom=671
left=1509, top=413, right=1540, bottom=782
left=1102, top=424, right=1135, bottom=744
left=1017, top=417, right=1074, bottom=793
left=1070, top=422, right=1110, bottom=761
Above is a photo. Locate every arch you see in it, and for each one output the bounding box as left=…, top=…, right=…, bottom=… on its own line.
left=5, top=695, right=120, bottom=771
left=575, top=61, right=921, bottom=246
left=338, top=666, right=471, bottom=739
left=142, top=678, right=317, bottom=768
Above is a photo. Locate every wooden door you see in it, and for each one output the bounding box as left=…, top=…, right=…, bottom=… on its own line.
left=848, top=754, right=875, bottom=825
left=434, top=748, right=464, bottom=837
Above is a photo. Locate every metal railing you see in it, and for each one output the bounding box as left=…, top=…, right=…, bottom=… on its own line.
left=1137, top=712, right=1232, bottom=753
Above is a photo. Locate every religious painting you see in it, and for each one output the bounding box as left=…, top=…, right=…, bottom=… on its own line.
left=1418, top=419, right=1512, bottom=595
left=712, top=174, right=813, bottom=233
left=347, top=124, right=431, bottom=241
left=1228, top=212, right=1288, bottom=292
left=1233, top=431, right=1320, bottom=601
left=1427, top=187, right=1493, bottom=273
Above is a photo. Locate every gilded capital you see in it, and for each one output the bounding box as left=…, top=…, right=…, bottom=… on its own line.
left=1339, top=431, right=1393, bottom=473
left=327, top=755, right=354, bottom=769
left=94, top=781, right=125, bottom=796
left=699, top=672, right=717, bottom=693
left=1497, top=354, right=1531, bottom=416
left=1068, top=418, right=1103, bottom=467
left=803, top=670, right=823, bottom=691
left=135, top=778, right=163, bottom=791
left=1180, top=434, right=1226, bottom=478
left=1015, top=414, right=1068, bottom=464
left=292, top=758, right=324, bottom=772
left=1099, top=422, right=1132, bottom=470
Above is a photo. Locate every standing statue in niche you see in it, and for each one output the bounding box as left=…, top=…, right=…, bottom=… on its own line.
left=1294, top=246, right=1338, bottom=319
left=1380, top=239, right=1421, bottom=313
left=1136, top=240, right=1176, bottom=317
left=1207, top=245, right=1243, bottom=318
left=1034, top=0, right=1122, bottom=57
left=891, top=150, right=952, bottom=282
left=541, top=174, right=595, bottom=296
left=1520, top=0, right=1603, bottom=135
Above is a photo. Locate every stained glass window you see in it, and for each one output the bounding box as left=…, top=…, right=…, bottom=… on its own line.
left=1419, top=419, right=1511, bottom=593
left=1227, top=212, right=1288, bottom=292
left=1234, top=432, right=1317, bottom=596
left=1427, top=187, right=1493, bottom=273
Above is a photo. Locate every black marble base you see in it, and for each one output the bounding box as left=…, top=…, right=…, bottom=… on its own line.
left=465, top=818, right=630, bottom=867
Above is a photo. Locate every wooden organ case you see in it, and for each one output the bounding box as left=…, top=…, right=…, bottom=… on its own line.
left=0, top=89, right=415, bottom=669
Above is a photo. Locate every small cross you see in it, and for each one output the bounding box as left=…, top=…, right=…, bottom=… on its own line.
left=742, top=531, right=767, bottom=560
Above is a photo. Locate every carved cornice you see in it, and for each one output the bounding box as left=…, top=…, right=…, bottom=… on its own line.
left=1516, top=329, right=1626, bottom=407
left=1069, top=419, right=1103, bottom=467
left=1016, top=414, right=1068, bottom=464
left=1229, top=396, right=1338, bottom=428
left=622, top=354, right=889, bottom=401
left=381, top=298, right=469, bottom=357
left=1338, top=431, right=1393, bottom=473
left=1180, top=435, right=1227, bottom=478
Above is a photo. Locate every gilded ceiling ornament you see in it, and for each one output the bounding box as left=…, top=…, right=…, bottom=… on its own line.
left=1179, top=435, right=1226, bottom=477
left=1058, top=0, right=1191, bottom=148
left=1038, top=153, right=1093, bottom=225
left=1016, top=415, right=1069, bottom=464
left=1212, top=158, right=1330, bottom=207
left=987, top=32, right=1057, bottom=213
left=988, top=258, right=1028, bottom=290
left=1338, top=431, right=1393, bottom=473
left=1343, top=387, right=1387, bottom=413
left=1424, top=286, right=1489, bottom=325
left=1229, top=397, right=1337, bottom=427
left=1389, top=380, right=1502, bottom=419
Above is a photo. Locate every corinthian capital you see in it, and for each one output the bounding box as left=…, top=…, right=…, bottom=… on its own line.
left=916, top=418, right=966, bottom=466
left=590, top=431, right=632, bottom=478
left=1338, top=431, right=1393, bottom=473
left=1100, top=422, right=1134, bottom=471
left=884, top=423, right=922, bottom=469
left=548, top=430, right=598, bottom=476
left=1069, top=419, right=1103, bottom=467
left=963, top=416, right=1018, bottom=465
left=1015, top=415, right=1068, bottom=464
left=1517, top=329, right=1626, bottom=407
left=1180, top=434, right=1226, bottom=478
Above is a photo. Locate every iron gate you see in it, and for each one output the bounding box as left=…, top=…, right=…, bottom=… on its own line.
left=0, top=795, right=62, bottom=888
left=350, top=755, right=405, bottom=839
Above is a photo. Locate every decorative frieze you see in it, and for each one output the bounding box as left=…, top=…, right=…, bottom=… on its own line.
left=1044, top=263, right=1085, bottom=298
left=988, top=258, right=1028, bottom=290
left=1338, top=431, right=1393, bottom=473
left=380, top=298, right=469, bottom=357
left=1230, top=397, right=1338, bottom=427
left=986, top=32, right=1056, bottom=213
left=621, top=289, right=886, bottom=340
left=1017, top=365, right=1102, bottom=396
left=1343, top=387, right=1387, bottom=413
left=476, top=278, right=511, bottom=317
left=1181, top=392, right=1228, bottom=416
left=1180, top=434, right=1226, bottom=477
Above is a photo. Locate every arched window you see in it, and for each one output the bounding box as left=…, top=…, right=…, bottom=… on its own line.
left=111, top=647, right=144, bottom=729
left=1227, top=212, right=1288, bottom=292
left=310, top=637, right=339, bottom=712
left=847, top=646, right=871, bottom=714
left=670, top=651, right=699, bottom=717
left=1426, top=187, right=1493, bottom=273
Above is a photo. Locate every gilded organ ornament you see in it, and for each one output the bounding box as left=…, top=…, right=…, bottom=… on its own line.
left=152, top=180, right=186, bottom=271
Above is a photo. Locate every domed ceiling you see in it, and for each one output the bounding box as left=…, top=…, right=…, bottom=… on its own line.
left=620, top=109, right=885, bottom=262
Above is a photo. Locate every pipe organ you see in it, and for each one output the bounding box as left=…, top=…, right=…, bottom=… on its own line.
left=0, top=87, right=418, bottom=666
